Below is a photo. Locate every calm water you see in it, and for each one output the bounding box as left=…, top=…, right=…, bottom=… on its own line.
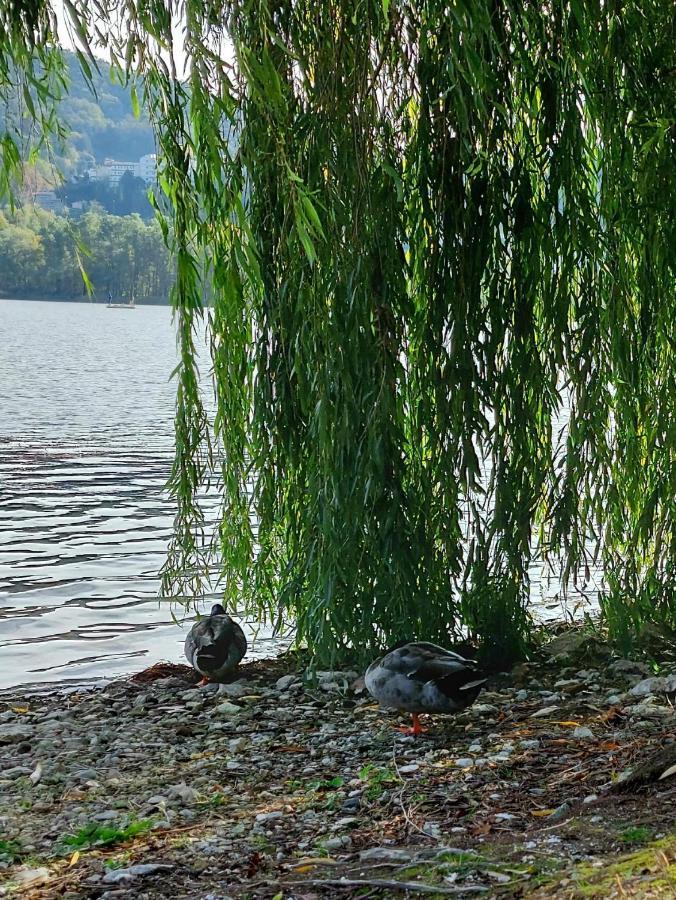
left=0, top=299, right=285, bottom=690
left=0, top=299, right=597, bottom=691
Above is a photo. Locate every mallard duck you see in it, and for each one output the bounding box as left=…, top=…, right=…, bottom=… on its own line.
left=184, top=604, right=247, bottom=684
left=365, top=641, right=487, bottom=734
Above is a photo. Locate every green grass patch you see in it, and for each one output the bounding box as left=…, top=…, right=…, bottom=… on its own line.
left=618, top=825, right=653, bottom=844
left=60, top=818, right=153, bottom=852
left=358, top=764, right=400, bottom=799
left=0, top=839, right=23, bottom=864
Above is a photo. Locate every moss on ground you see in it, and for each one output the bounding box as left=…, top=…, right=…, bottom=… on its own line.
left=531, top=834, right=676, bottom=898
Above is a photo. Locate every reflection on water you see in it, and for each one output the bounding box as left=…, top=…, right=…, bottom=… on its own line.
left=0, top=299, right=598, bottom=691
left=0, top=299, right=283, bottom=690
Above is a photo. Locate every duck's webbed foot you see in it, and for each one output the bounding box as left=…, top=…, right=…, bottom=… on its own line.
left=197, top=676, right=210, bottom=687
left=397, top=713, right=428, bottom=735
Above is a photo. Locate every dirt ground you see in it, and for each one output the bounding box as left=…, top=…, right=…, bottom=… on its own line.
left=1, top=634, right=674, bottom=899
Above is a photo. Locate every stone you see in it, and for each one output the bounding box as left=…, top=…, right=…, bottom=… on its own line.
left=519, top=740, right=540, bottom=750
left=359, top=847, right=414, bottom=863
left=470, top=703, right=499, bottom=715
left=554, top=679, right=584, bottom=695
left=398, top=764, right=419, bottom=774
left=530, top=705, right=560, bottom=718
left=14, top=866, right=51, bottom=885
left=629, top=676, right=676, bottom=698
left=455, top=758, right=474, bottom=768
left=515, top=690, right=528, bottom=701
left=92, top=810, right=119, bottom=822
left=3, top=766, right=33, bottom=778
left=0, top=724, right=34, bottom=744
left=323, top=835, right=352, bottom=851
left=216, top=681, right=250, bottom=698
left=255, top=811, right=284, bottom=824
left=168, top=783, right=198, bottom=805
left=422, top=821, right=442, bottom=838
left=610, top=659, right=650, bottom=676
left=102, top=863, right=174, bottom=884
left=214, top=701, right=243, bottom=716
left=275, top=675, right=296, bottom=691
left=333, top=816, right=360, bottom=829
left=583, top=794, right=598, bottom=804
left=572, top=726, right=595, bottom=741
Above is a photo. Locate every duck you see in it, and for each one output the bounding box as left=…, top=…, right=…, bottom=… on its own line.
left=184, top=603, right=247, bottom=685
left=365, top=641, right=487, bottom=734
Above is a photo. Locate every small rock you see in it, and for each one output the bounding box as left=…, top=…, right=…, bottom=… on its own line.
left=583, top=794, right=598, bottom=804
left=217, top=681, right=250, bottom=698
left=470, top=703, right=499, bottom=715
left=3, top=765, right=33, bottom=778
left=255, top=811, right=284, bottom=824
left=359, top=847, right=414, bottom=863
left=547, top=802, right=572, bottom=822
left=610, top=659, right=650, bottom=676
left=572, top=726, right=595, bottom=741
left=168, top=783, right=198, bottom=805
left=515, top=690, right=528, bottom=701
left=102, top=863, right=174, bottom=885
left=519, top=740, right=540, bottom=750
left=214, top=701, right=243, bottom=716
left=323, top=836, right=352, bottom=851
left=0, top=724, right=34, bottom=744
left=333, top=816, right=360, bottom=829
left=275, top=675, right=296, bottom=691
left=422, top=821, right=442, bottom=838
left=495, top=812, right=517, bottom=822
left=15, top=866, right=51, bottom=886
left=530, top=705, right=560, bottom=718
left=629, top=676, right=676, bottom=698
left=92, top=810, right=119, bottom=822
left=455, top=758, right=474, bottom=768
left=399, top=764, right=420, bottom=774
left=554, top=679, right=584, bottom=695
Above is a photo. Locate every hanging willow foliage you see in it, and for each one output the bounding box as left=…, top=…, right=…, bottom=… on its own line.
left=3, top=1, right=675, bottom=666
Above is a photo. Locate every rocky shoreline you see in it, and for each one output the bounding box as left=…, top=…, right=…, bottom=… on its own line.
left=1, top=634, right=674, bottom=899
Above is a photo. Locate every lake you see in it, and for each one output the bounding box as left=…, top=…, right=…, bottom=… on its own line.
left=0, top=298, right=287, bottom=690
left=0, top=299, right=597, bottom=691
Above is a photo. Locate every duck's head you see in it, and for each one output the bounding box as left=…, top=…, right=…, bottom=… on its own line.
left=210, top=603, right=226, bottom=616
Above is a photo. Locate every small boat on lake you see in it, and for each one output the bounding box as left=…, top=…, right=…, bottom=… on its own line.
left=106, top=292, right=136, bottom=309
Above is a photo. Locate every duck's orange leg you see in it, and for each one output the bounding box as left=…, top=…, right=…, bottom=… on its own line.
left=197, top=676, right=210, bottom=686
left=397, top=713, right=428, bottom=735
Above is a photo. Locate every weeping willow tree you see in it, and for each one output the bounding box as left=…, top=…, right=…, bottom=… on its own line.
left=3, top=1, right=674, bottom=666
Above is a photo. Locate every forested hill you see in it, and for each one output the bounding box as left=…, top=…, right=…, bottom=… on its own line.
left=57, top=51, right=155, bottom=169
left=0, top=50, right=154, bottom=182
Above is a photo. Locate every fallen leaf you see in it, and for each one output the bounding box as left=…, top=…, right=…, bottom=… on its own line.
left=551, top=720, right=582, bottom=727
left=658, top=763, right=676, bottom=781
left=69, top=851, right=80, bottom=868
left=531, top=809, right=555, bottom=817
left=292, top=858, right=338, bottom=870
left=598, top=741, right=621, bottom=751
left=277, top=746, right=305, bottom=753
left=11, top=706, right=29, bottom=714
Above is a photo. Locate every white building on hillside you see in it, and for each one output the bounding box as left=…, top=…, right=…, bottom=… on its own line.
left=87, top=154, right=157, bottom=185
left=138, top=154, right=157, bottom=183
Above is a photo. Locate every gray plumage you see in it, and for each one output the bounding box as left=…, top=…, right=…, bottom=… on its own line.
left=184, top=604, right=247, bottom=681
left=365, top=641, right=486, bottom=715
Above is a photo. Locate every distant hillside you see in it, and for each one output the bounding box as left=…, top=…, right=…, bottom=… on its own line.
left=0, top=51, right=155, bottom=185
left=57, top=51, right=155, bottom=168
